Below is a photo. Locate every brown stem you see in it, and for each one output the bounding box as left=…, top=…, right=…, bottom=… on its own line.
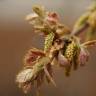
left=36, top=87, right=42, bottom=96
left=44, top=66, right=56, bottom=87
left=82, top=40, right=96, bottom=47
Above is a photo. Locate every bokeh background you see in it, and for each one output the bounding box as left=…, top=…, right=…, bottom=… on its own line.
left=0, top=0, right=96, bottom=96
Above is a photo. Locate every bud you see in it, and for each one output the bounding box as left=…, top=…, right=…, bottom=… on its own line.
left=22, top=83, right=32, bottom=94
left=45, top=12, right=59, bottom=24
left=56, top=24, right=70, bottom=36
left=58, top=51, right=70, bottom=67
left=79, top=47, right=89, bottom=66
left=25, top=13, right=38, bottom=21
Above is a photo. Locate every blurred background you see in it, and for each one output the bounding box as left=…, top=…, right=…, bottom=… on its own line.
left=0, top=0, right=96, bottom=96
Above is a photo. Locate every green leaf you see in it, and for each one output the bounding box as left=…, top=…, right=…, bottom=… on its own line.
left=32, top=57, right=51, bottom=75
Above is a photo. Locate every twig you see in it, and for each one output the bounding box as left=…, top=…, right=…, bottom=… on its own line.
left=82, top=40, right=96, bottom=47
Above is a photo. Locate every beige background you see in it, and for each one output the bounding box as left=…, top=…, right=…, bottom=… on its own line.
left=0, top=0, right=96, bottom=96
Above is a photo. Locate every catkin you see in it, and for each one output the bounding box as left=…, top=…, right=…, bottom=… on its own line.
left=64, top=41, right=76, bottom=62
left=44, top=32, right=55, bottom=53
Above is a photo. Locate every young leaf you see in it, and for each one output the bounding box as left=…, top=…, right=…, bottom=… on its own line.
left=32, top=56, right=51, bottom=75
left=24, top=48, right=45, bottom=66
left=16, top=68, right=33, bottom=83
left=32, top=5, right=45, bottom=18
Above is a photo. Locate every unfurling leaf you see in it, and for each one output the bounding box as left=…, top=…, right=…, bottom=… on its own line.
left=32, top=57, right=51, bottom=75
left=25, top=13, right=38, bottom=21
left=32, top=5, right=46, bottom=18
left=24, top=48, right=45, bottom=66
left=16, top=68, right=33, bottom=83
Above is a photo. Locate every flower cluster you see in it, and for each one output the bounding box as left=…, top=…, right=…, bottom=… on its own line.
left=16, top=3, right=96, bottom=95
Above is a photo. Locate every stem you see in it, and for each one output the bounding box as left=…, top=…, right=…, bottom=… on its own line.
left=44, top=66, right=56, bottom=87
left=82, top=40, right=96, bottom=47
left=36, top=87, right=42, bottom=96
